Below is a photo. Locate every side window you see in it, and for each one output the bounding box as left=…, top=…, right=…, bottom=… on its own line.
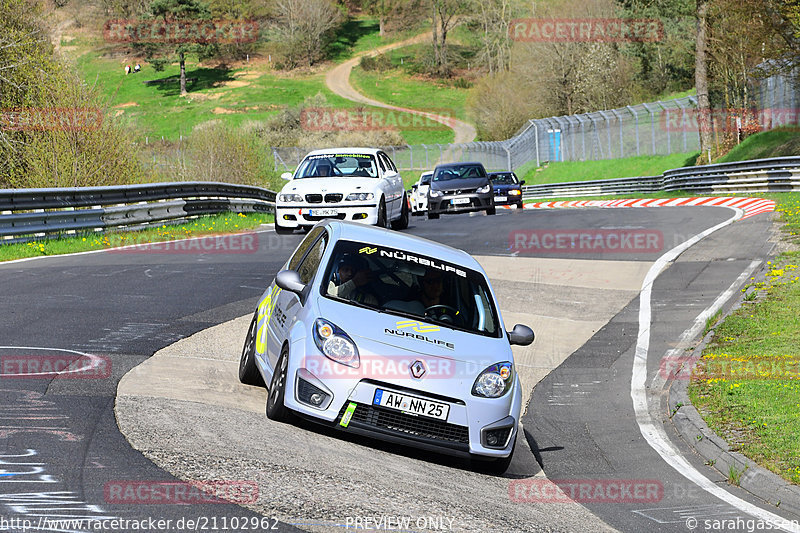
left=376, top=154, right=387, bottom=173
left=380, top=153, right=397, bottom=172
left=288, top=227, right=324, bottom=271
left=297, top=233, right=328, bottom=285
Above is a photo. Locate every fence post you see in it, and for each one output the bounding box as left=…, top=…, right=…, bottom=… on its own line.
left=534, top=122, right=540, bottom=167
left=611, top=109, right=623, bottom=158
left=642, top=103, right=656, bottom=155
left=658, top=101, right=671, bottom=155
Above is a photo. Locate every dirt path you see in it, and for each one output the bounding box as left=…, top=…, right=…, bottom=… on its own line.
left=324, top=33, right=477, bottom=144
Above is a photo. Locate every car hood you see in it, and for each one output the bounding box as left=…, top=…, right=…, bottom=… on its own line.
left=316, top=296, right=508, bottom=365
left=280, top=177, right=379, bottom=196
left=429, top=177, right=489, bottom=192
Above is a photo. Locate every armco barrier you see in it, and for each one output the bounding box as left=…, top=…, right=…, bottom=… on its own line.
left=0, top=182, right=275, bottom=241
left=523, top=157, right=800, bottom=199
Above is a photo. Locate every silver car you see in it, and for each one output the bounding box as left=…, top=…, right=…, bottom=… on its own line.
left=239, top=220, right=534, bottom=473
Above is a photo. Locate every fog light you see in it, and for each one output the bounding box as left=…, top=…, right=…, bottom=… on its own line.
left=309, top=393, right=324, bottom=406
left=353, top=213, right=367, bottom=220
left=486, top=432, right=500, bottom=447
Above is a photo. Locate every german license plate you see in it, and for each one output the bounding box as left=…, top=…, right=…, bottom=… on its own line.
left=452, top=197, right=470, bottom=205
left=305, top=208, right=338, bottom=216
left=495, top=196, right=507, bottom=202
left=373, top=389, right=449, bottom=421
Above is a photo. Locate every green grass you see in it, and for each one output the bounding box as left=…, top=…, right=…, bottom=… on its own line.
left=0, top=212, right=273, bottom=262
left=328, top=17, right=423, bottom=61
left=517, top=152, right=700, bottom=185
left=717, top=127, right=800, bottom=163
left=688, top=192, right=800, bottom=485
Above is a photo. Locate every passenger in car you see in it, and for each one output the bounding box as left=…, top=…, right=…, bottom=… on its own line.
left=327, top=253, right=378, bottom=306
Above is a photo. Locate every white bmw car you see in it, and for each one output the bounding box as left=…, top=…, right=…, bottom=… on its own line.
left=239, top=220, right=535, bottom=473
left=275, top=148, right=408, bottom=234
left=409, top=171, right=433, bottom=215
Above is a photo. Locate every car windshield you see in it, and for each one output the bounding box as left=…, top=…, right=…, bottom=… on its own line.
left=432, top=164, right=486, bottom=182
left=321, top=240, right=501, bottom=337
left=295, top=153, right=378, bottom=179
left=420, top=174, right=432, bottom=185
left=491, top=173, right=518, bottom=185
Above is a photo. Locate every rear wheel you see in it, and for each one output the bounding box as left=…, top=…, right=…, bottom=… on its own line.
left=266, top=346, right=293, bottom=422
left=238, top=314, right=264, bottom=386
left=391, top=194, right=409, bottom=230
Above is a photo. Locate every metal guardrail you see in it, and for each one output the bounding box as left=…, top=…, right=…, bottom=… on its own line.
left=0, top=182, right=276, bottom=240
left=522, top=157, right=800, bottom=200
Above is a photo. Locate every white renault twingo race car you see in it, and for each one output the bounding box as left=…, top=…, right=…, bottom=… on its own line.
left=239, top=220, right=534, bottom=473
left=274, top=148, right=408, bottom=234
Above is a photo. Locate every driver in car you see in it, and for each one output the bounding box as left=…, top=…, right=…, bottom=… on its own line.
left=414, top=269, right=459, bottom=323
left=328, top=253, right=378, bottom=306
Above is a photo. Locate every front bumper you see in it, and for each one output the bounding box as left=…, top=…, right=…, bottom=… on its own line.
left=493, top=192, right=524, bottom=205
left=428, top=193, right=493, bottom=215
left=275, top=203, right=378, bottom=228
left=282, top=338, right=522, bottom=458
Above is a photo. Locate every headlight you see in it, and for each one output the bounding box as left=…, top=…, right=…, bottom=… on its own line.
left=476, top=184, right=491, bottom=194
left=345, top=192, right=374, bottom=201
left=508, top=189, right=522, bottom=196
left=472, top=362, right=513, bottom=398
left=278, top=193, right=303, bottom=202
left=313, top=318, right=359, bottom=368
left=429, top=190, right=442, bottom=198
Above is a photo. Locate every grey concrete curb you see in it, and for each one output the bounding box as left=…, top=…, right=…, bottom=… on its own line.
left=667, top=314, right=800, bottom=518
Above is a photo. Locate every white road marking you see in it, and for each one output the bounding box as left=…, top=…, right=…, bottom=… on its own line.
left=630, top=208, right=800, bottom=532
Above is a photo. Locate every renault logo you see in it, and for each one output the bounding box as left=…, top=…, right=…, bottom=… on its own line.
left=410, top=360, right=426, bottom=379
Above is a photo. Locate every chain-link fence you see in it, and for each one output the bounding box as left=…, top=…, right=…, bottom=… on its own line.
left=271, top=70, right=798, bottom=173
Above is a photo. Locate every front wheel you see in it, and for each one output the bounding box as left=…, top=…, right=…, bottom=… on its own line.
left=427, top=211, right=440, bottom=220
left=391, top=194, right=409, bottom=230
left=516, top=201, right=524, bottom=209
left=486, top=206, right=496, bottom=216
left=238, top=314, right=264, bottom=386
left=266, top=346, right=293, bottom=422
left=376, top=199, right=388, bottom=228
left=471, top=434, right=516, bottom=476
left=274, top=222, right=294, bottom=235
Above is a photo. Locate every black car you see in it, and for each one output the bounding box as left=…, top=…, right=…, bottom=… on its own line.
left=427, top=162, right=495, bottom=220
left=488, top=171, right=525, bottom=209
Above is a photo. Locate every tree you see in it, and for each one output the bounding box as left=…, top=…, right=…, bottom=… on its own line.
left=695, top=0, right=713, bottom=162
left=274, top=0, right=340, bottom=68
left=472, top=0, right=515, bottom=74
left=430, top=0, right=467, bottom=76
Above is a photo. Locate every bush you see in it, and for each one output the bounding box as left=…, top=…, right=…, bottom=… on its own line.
left=360, top=54, right=392, bottom=72
left=467, top=72, right=542, bottom=141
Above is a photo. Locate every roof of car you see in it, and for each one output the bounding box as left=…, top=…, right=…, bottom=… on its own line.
left=321, top=221, right=483, bottom=272
left=304, top=147, right=383, bottom=157
left=433, top=161, right=485, bottom=170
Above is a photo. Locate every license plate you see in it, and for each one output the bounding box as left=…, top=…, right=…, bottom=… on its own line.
left=373, top=389, right=449, bottom=421
left=495, top=196, right=507, bottom=202
left=305, top=208, right=338, bottom=216
left=452, top=197, right=470, bottom=205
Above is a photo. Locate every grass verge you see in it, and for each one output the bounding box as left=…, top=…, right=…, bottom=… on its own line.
left=0, top=212, right=273, bottom=262
left=717, top=127, right=800, bottom=163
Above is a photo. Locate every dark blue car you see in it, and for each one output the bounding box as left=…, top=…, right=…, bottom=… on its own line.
left=488, top=172, right=525, bottom=209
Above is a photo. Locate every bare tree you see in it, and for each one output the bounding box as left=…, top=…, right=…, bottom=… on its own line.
left=473, top=0, right=514, bottom=74
left=695, top=0, right=713, bottom=162
left=431, top=0, right=466, bottom=76
left=275, top=0, right=340, bottom=67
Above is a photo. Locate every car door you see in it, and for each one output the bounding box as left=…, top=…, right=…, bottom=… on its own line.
left=261, top=227, right=328, bottom=371
left=378, top=152, right=402, bottom=218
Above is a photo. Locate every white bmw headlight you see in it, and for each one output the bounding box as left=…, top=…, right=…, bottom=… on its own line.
left=313, top=319, right=359, bottom=368
left=476, top=184, right=491, bottom=194
left=345, top=192, right=374, bottom=201
left=472, top=362, right=513, bottom=398
left=278, top=193, right=303, bottom=202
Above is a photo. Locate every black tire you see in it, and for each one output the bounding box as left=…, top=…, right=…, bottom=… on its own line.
left=376, top=199, right=388, bottom=228
left=427, top=211, right=440, bottom=220
left=238, top=314, right=264, bottom=386
left=266, top=346, right=293, bottom=422
left=486, top=206, right=496, bottom=216
left=391, top=194, right=409, bottom=230
left=516, top=201, right=524, bottom=209
left=274, top=222, right=293, bottom=235
left=471, top=434, right=516, bottom=475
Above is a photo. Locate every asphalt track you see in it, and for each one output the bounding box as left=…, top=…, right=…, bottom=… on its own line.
left=0, top=205, right=795, bottom=533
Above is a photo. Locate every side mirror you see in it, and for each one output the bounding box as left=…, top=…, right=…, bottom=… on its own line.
left=281, top=172, right=293, bottom=181
left=275, top=270, right=305, bottom=295
left=519, top=180, right=526, bottom=186
left=411, top=184, right=418, bottom=190
left=507, top=324, right=534, bottom=346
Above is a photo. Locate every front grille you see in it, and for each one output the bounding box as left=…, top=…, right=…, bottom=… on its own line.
left=339, top=402, right=469, bottom=445
left=449, top=188, right=476, bottom=195
left=324, top=193, right=343, bottom=203
left=305, top=194, right=323, bottom=203
left=302, top=213, right=346, bottom=221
